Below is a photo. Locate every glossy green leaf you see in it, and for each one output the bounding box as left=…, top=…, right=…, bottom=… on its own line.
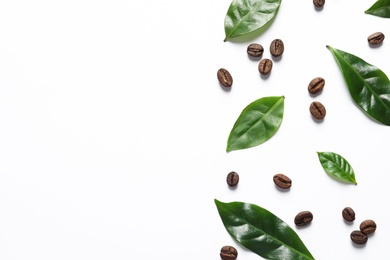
left=365, top=0, right=390, bottom=18
left=327, top=45, right=390, bottom=125
left=317, top=151, right=357, bottom=185
left=214, top=199, right=315, bottom=260
left=226, top=96, right=284, bottom=152
left=224, top=0, right=282, bottom=42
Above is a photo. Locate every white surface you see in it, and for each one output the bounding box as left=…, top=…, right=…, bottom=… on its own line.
left=0, top=1, right=389, bottom=259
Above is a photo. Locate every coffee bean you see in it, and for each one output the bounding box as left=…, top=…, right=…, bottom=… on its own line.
left=220, top=245, right=238, bottom=260
left=294, top=211, right=313, bottom=226
left=217, top=68, right=233, bottom=87
left=270, top=39, right=284, bottom=57
left=258, top=58, right=273, bottom=75
left=342, top=207, right=355, bottom=222
left=313, top=0, right=325, bottom=8
left=273, top=173, right=292, bottom=189
left=308, top=77, right=325, bottom=95
left=350, top=230, right=368, bottom=245
left=360, top=219, right=377, bottom=235
left=226, top=171, right=239, bottom=187
left=368, top=32, right=385, bottom=45
left=247, top=43, right=264, bottom=57
left=309, top=101, right=326, bottom=120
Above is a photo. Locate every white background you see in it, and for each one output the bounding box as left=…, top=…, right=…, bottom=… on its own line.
left=0, top=0, right=389, bottom=259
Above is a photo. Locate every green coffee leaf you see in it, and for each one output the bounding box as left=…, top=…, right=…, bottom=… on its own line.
left=224, top=0, right=282, bottom=42
left=226, top=96, right=284, bottom=152
left=214, top=199, right=315, bottom=260
left=317, top=151, right=357, bottom=185
left=365, top=0, right=390, bottom=18
left=327, top=45, right=390, bottom=126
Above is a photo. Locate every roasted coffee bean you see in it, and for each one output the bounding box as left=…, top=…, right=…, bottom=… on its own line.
left=270, top=39, right=284, bottom=57
left=342, top=207, right=355, bottom=222
left=368, top=32, right=385, bottom=45
left=294, top=211, right=313, bottom=226
left=247, top=43, right=264, bottom=57
left=258, top=58, right=273, bottom=75
left=350, top=230, right=368, bottom=245
left=309, top=101, right=326, bottom=120
left=308, top=77, right=325, bottom=95
left=360, top=219, right=377, bottom=235
left=273, top=173, right=292, bottom=189
left=220, top=245, right=238, bottom=260
left=313, top=0, right=325, bottom=8
left=217, top=68, right=233, bottom=87
left=226, top=171, right=239, bottom=187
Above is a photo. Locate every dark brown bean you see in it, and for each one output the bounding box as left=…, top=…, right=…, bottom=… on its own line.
left=217, top=68, right=233, bottom=87
left=368, top=32, right=385, bottom=45
left=360, top=219, right=377, bottom=235
left=270, top=39, right=284, bottom=57
left=342, top=207, right=355, bottom=222
left=273, top=173, right=292, bottom=189
left=258, top=58, right=273, bottom=75
left=220, top=245, right=238, bottom=260
left=313, top=0, right=325, bottom=8
left=226, top=171, right=239, bottom=187
left=309, top=101, right=326, bottom=120
left=247, top=43, right=264, bottom=57
left=308, top=77, right=325, bottom=95
left=294, top=211, right=313, bottom=226
left=350, top=230, right=368, bottom=245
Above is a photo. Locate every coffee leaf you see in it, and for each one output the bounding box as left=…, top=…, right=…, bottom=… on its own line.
left=214, top=199, right=315, bottom=260
left=365, top=0, right=390, bottom=18
left=226, top=96, right=284, bottom=152
left=327, top=45, right=390, bottom=126
left=317, top=151, right=357, bottom=185
left=224, top=0, right=282, bottom=41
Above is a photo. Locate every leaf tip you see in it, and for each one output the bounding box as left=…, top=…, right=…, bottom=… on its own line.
left=226, top=143, right=234, bottom=153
